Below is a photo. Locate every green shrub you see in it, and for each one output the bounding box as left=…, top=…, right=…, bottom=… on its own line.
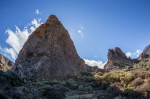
left=0, top=70, right=22, bottom=86
left=78, top=85, right=93, bottom=91
left=82, top=72, right=93, bottom=76
left=134, top=58, right=150, bottom=69
left=78, top=76, right=95, bottom=82
left=19, top=86, right=30, bottom=93
left=106, top=86, right=113, bottom=93
left=65, top=79, right=78, bottom=89
left=40, top=85, right=66, bottom=99
left=39, top=85, right=52, bottom=94
left=123, top=89, right=134, bottom=96
left=36, top=81, right=46, bottom=87
left=66, top=94, right=94, bottom=99
left=95, top=72, right=103, bottom=76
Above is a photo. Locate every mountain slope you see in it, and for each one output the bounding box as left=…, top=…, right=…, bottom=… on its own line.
left=138, top=44, right=150, bottom=60
left=13, top=15, right=87, bottom=79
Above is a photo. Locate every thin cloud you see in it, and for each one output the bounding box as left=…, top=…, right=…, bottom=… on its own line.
left=125, top=49, right=141, bottom=58
left=0, top=46, right=2, bottom=50
left=35, top=9, right=40, bottom=14
left=77, top=30, right=84, bottom=38
left=77, top=26, right=84, bottom=38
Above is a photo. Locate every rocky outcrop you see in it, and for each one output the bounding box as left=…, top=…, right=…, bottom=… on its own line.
left=13, top=15, right=87, bottom=79
left=0, top=54, right=14, bottom=71
left=104, top=47, right=138, bottom=71
left=138, top=44, right=150, bottom=60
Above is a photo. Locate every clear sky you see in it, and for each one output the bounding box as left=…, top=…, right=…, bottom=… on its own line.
left=0, top=0, right=150, bottom=68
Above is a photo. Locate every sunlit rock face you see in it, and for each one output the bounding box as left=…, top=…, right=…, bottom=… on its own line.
left=138, top=44, right=150, bottom=60
left=0, top=54, right=14, bottom=71
left=104, top=47, right=138, bottom=71
left=13, top=15, right=87, bottom=79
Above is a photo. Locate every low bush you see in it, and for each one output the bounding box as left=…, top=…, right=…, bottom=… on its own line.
left=134, top=59, right=150, bottom=69
left=65, top=79, right=78, bottom=89
left=123, top=89, right=134, bottom=96
left=43, top=89, right=66, bottom=99
left=19, top=86, right=30, bottom=93
left=39, top=85, right=52, bottom=94
left=66, top=94, right=94, bottom=99
left=40, top=85, right=66, bottom=99
left=106, top=86, right=114, bottom=93
left=78, top=85, right=93, bottom=91
left=82, top=72, right=93, bottom=76
left=0, top=70, right=22, bottom=86
left=94, top=70, right=133, bottom=84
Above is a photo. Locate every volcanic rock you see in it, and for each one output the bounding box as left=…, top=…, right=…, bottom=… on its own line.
left=138, top=44, right=150, bottom=60
left=13, top=15, right=87, bottom=79
left=104, top=47, right=138, bottom=71
left=0, top=54, right=14, bottom=71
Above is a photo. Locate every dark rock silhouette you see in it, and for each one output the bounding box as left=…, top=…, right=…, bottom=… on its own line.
left=13, top=15, right=87, bottom=79
left=104, top=47, right=138, bottom=70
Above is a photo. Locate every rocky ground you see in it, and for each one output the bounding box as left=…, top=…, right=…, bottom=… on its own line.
left=0, top=66, right=150, bottom=99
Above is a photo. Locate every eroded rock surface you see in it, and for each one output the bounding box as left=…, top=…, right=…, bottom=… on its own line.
left=104, top=47, right=138, bottom=71
left=138, top=44, right=150, bottom=60
left=0, top=54, right=14, bottom=71
left=13, top=15, right=87, bottom=79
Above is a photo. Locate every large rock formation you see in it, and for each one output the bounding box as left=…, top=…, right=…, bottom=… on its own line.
left=138, top=44, right=150, bottom=60
left=104, top=47, right=138, bottom=71
left=0, top=54, right=14, bottom=71
left=13, top=15, right=87, bottom=79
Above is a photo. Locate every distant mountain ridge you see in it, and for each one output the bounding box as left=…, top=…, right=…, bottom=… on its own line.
left=138, top=44, right=150, bottom=60
left=0, top=54, right=14, bottom=71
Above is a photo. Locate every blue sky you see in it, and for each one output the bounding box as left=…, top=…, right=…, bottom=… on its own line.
left=0, top=0, right=150, bottom=68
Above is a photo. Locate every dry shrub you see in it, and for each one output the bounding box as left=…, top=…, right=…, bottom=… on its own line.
left=131, top=77, right=144, bottom=87
left=94, top=70, right=133, bottom=84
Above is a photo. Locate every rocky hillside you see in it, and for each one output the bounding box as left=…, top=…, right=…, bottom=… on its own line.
left=1, top=15, right=150, bottom=99
left=13, top=15, right=87, bottom=79
left=0, top=54, right=14, bottom=71
left=104, top=47, right=138, bottom=71
left=138, top=44, right=150, bottom=60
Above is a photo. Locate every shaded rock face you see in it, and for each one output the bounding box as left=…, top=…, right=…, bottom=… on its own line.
left=138, top=44, right=150, bottom=60
left=13, top=15, right=87, bottom=79
left=104, top=47, right=138, bottom=71
left=0, top=54, right=14, bottom=71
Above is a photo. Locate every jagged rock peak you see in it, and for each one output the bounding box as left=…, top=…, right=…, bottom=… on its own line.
left=13, top=15, right=87, bottom=79
left=104, top=47, right=137, bottom=71
left=45, top=15, right=62, bottom=26
left=0, top=54, right=14, bottom=71
left=108, top=47, right=127, bottom=60
left=138, top=44, right=150, bottom=60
